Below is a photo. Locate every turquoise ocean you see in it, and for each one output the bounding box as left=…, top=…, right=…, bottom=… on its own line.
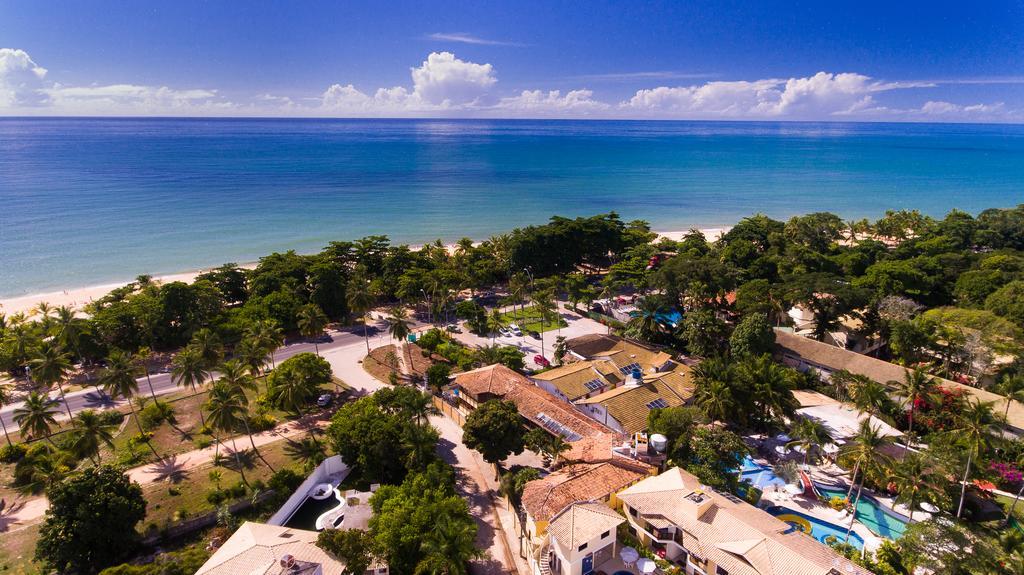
left=1, top=118, right=1022, bottom=297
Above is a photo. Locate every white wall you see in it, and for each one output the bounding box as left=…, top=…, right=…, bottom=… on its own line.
left=267, top=455, right=350, bottom=526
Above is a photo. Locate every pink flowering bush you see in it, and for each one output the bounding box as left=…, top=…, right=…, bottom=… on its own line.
left=990, top=461, right=1023, bottom=490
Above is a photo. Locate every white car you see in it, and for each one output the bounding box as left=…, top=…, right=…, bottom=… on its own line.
left=499, top=327, right=513, bottom=337
left=508, top=323, right=523, bottom=336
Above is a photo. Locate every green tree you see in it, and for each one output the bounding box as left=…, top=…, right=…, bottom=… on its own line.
left=786, top=417, right=831, bottom=464
left=737, top=354, right=798, bottom=430
left=415, top=514, right=484, bottom=575
left=189, top=328, right=224, bottom=370
left=626, top=297, right=668, bottom=342
left=425, top=363, right=452, bottom=394
left=890, top=451, right=945, bottom=522
left=729, top=313, right=775, bottom=357
left=461, top=400, right=525, bottom=475
left=70, top=409, right=116, bottom=465
left=487, top=308, right=505, bottom=344
left=348, top=274, right=375, bottom=355
left=317, top=529, right=380, bottom=575
left=985, top=280, right=1024, bottom=326
left=839, top=420, right=893, bottom=542
left=386, top=306, right=412, bottom=343
left=297, top=303, right=329, bottom=356
left=205, top=381, right=251, bottom=485
left=997, top=373, right=1024, bottom=424
left=686, top=426, right=749, bottom=491
left=217, top=360, right=273, bottom=471
left=235, top=335, right=268, bottom=376
left=244, top=319, right=284, bottom=370
left=951, top=398, right=1003, bottom=518
left=285, top=435, right=327, bottom=472
left=170, top=346, right=210, bottom=428
left=0, top=382, right=13, bottom=447
left=35, top=465, right=146, bottom=575
left=13, top=391, right=59, bottom=444
left=99, top=350, right=150, bottom=447
left=679, top=308, right=729, bottom=357
left=29, top=341, right=74, bottom=420
left=267, top=352, right=333, bottom=415
left=889, top=367, right=937, bottom=436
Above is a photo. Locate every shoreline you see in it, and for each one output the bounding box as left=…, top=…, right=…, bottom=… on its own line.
left=0, top=227, right=731, bottom=315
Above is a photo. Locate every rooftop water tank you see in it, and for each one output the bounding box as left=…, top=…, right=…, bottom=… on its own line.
left=649, top=433, right=668, bottom=452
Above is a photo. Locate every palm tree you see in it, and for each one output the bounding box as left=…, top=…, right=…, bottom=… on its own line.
left=297, top=304, right=329, bottom=356
left=0, top=383, right=13, bottom=447
left=890, top=367, right=937, bottom=436
left=850, top=378, right=889, bottom=418
left=532, top=291, right=557, bottom=358
left=134, top=346, right=162, bottom=404
left=29, top=341, right=74, bottom=420
left=54, top=306, right=91, bottom=388
left=403, top=422, right=439, bottom=471
left=386, top=306, right=412, bottom=343
left=787, top=418, right=831, bottom=464
left=997, top=374, right=1024, bottom=425
left=245, top=319, right=284, bottom=370
left=190, top=328, right=224, bottom=369
left=348, top=276, right=375, bottom=355
left=235, top=335, right=268, bottom=376
left=400, top=390, right=439, bottom=426
left=205, top=381, right=251, bottom=485
left=99, top=349, right=149, bottom=445
left=952, top=398, right=1003, bottom=519
left=890, top=451, right=944, bottom=522
left=284, top=436, right=326, bottom=472
left=839, top=419, right=893, bottom=542
left=487, top=308, right=505, bottom=344
left=740, top=355, right=798, bottom=430
left=13, top=391, right=59, bottom=444
left=546, top=434, right=570, bottom=467
left=70, top=409, right=115, bottom=465
left=415, top=514, right=483, bottom=575
left=216, top=360, right=273, bottom=471
left=33, top=302, right=55, bottom=333
left=171, top=347, right=210, bottom=428
left=626, top=297, right=667, bottom=341
left=694, top=378, right=736, bottom=424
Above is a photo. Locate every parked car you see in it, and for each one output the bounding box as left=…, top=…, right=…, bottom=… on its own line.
left=445, top=323, right=462, bottom=333
left=498, top=327, right=512, bottom=337
left=509, top=323, right=523, bottom=336
left=533, top=355, right=551, bottom=368
left=527, top=330, right=541, bottom=340
left=316, top=393, right=333, bottom=408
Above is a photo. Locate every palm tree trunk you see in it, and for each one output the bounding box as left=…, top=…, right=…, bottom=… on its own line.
left=245, top=420, right=274, bottom=471
left=908, top=495, right=915, bottom=522
left=1003, top=481, right=1024, bottom=528
left=846, top=460, right=861, bottom=501
left=956, top=452, right=973, bottom=519
left=55, top=380, right=73, bottom=420
left=144, top=370, right=159, bottom=405
left=1, top=419, right=11, bottom=447
left=130, top=404, right=159, bottom=457
left=231, top=437, right=250, bottom=486
left=908, top=403, right=915, bottom=436
left=313, top=341, right=319, bottom=356
left=844, top=480, right=865, bottom=543
left=363, top=319, right=370, bottom=355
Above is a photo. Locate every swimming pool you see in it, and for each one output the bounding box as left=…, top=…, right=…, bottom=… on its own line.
left=815, top=484, right=909, bottom=539
left=737, top=455, right=788, bottom=490
left=766, top=505, right=865, bottom=550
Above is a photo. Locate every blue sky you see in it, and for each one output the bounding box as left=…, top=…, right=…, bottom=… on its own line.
left=2, top=0, right=1022, bottom=121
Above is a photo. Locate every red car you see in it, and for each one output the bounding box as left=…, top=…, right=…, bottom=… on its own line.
left=534, top=355, right=551, bottom=367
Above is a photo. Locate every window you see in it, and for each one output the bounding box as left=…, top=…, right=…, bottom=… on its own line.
left=629, top=506, right=638, bottom=517
left=645, top=398, right=669, bottom=409
left=578, top=542, right=588, bottom=552
left=601, top=530, right=610, bottom=539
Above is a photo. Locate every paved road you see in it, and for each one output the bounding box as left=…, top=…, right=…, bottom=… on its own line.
left=0, top=317, right=420, bottom=431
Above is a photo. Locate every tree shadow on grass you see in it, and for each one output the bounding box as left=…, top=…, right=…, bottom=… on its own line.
left=145, top=455, right=190, bottom=484
left=218, top=446, right=257, bottom=473
left=0, top=499, right=27, bottom=533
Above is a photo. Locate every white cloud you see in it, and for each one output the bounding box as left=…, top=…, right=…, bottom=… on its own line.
left=410, top=51, right=496, bottom=105
left=497, top=89, right=609, bottom=114
left=44, top=83, right=227, bottom=115
left=426, top=32, right=521, bottom=46
left=0, top=48, right=49, bottom=107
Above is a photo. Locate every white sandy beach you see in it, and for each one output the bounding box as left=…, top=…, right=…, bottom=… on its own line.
left=0, top=227, right=731, bottom=316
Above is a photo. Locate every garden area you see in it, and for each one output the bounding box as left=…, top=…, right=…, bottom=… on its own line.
left=499, top=305, right=567, bottom=334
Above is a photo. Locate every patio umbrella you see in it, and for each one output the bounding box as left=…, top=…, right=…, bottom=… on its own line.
left=920, top=501, right=940, bottom=513
left=637, top=558, right=657, bottom=574
left=785, top=483, right=803, bottom=495
left=619, top=547, right=639, bottom=564
left=822, top=443, right=839, bottom=455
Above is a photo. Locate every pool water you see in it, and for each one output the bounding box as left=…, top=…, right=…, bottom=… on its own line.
left=815, top=485, right=909, bottom=539
left=284, top=496, right=340, bottom=531
left=766, top=506, right=865, bottom=550
left=737, top=455, right=788, bottom=490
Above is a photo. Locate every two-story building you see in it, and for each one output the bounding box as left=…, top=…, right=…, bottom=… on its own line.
left=618, top=467, right=872, bottom=575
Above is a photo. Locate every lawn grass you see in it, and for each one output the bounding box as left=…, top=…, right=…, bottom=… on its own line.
left=996, top=493, right=1024, bottom=523
left=0, top=523, right=43, bottom=575
left=363, top=345, right=401, bottom=383
left=499, top=305, right=567, bottom=334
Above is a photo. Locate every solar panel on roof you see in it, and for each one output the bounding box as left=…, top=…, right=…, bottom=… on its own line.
left=646, top=398, right=669, bottom=409
left=536, top=412, right=583, bottom=441
left=619, top=362, right=641, bottom=374
left=584, top=379, right=605, bottom=392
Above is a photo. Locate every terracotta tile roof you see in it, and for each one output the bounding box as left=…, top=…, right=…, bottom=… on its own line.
left=196, top=522, right=347, bottom=575
left=453, top=363, right=532, bottom=399
left=522, top=461, right=649, bottom=522
left=563, top=432, right=623, bottom=463
left=565, top=334, right=623, bottom=357
left=547, top=502, right=624, bottom=550
left=618, top=468, right=871, bottom=575
left=775, top=329, right=1024, bottom=431
left=452, top=363, right=613, bottom=441
left=532, top=360, right=623, bottom=400
left=576, top=367, right=695, bottom=434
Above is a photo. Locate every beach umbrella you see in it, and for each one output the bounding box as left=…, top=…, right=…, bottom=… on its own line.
left=920, top=501, right=940, bottom=513
left=637, top=558, right=657, bottom=574
left=620, top=547, right=639, bottom=565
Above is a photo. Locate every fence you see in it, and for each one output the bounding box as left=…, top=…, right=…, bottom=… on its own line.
left=433, top=396, right=465, bottom=426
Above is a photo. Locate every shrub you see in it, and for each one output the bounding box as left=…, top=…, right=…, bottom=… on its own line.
left=206, top=490, right=227, bottom=505
left=268, top=468, right=304, bottom=493
left=828, top=496, right=848, bottom=511
left=97, top=410, right=125, bottom=427
left=247, top=413, right=277, bottom=433
left=0, top=443, right=28, bottom=463
left=226, top=481, right=247, bottom=498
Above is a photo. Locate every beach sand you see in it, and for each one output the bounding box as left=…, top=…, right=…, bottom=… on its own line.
left=0, top=227, right=731, bottom=316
